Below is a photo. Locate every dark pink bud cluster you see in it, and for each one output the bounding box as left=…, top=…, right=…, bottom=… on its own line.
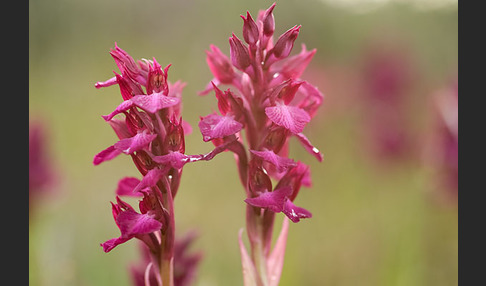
left=198, top=3, right=323, bottom=285
left=94, top=44, right=226, bottom=285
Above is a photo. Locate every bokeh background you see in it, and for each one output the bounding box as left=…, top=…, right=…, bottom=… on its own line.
left=29, top=0, right=458, bottom=285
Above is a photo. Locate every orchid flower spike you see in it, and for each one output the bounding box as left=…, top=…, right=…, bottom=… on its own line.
left=198, top=3, right=324, bottom=286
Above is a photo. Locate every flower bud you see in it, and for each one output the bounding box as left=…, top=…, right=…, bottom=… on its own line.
left=262, top=3, right=276, bottom=37
left=212, top=82, right=231, bottom=116
left=241, top=11, right=260, bottom=46
left=272, top=25, right=300, bottom=59
left=229, top=33, right=251, bottom=71
left=110, top=43, right=140, bottom=82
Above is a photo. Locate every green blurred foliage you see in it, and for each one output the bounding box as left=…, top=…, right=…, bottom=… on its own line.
left=29, top=0, right=457, bottom=285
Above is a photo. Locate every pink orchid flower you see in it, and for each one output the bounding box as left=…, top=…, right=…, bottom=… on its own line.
left=198, top=3, right=323, bottom=285
left=94, top=44, right=227, bottom=286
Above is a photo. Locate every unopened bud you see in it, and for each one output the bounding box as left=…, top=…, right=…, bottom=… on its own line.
left=262, top=3, right=276, bottom=37
left=241, top=11, right=260, bottom=46
left=229, top=33, right=251, bottom=71
left=213, top=82, right=231, bottom=115
left=272, top=25, right=300, bottom=59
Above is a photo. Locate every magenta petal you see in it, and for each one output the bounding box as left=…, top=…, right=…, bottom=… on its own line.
left=206, top=45, right=235, bottom=84
left=108, top=119, right=133, bottom=140
left=250, top=149, right=296, bottom=172
left=297, top=81, right=324, bottom=118
left=168, top=80, right=187, bottom=100
left=244, top=186, right=292, bottom=213
left=131, top=92, right=180, bottom=113
left=132, top=168, right=166, bottom=194
left=282, top=199, right=312, bottom=223
left=152, top=151, right=189, bottom=169
left=280, top=45, right=316, bottom=79
left=100, top=237, right=130, bottom=253
left=152, top=139, right=234, bottom=169
left=294, top=132, right=323, bottom=162
left=301, top=165, right=312, bottom=188
left=93, top=145, right=122, bottom=165
left=114, top=131, right=157, bottom=154
left=265, top=103, right=311, bottom=134
left=116, top=210, right=163, bottom=237
left=95, top=76, right=118, bottom=89
left=116, top=177, right=142, bottom=197
left=199, top=78, right=221, bottom=96
left=102, top=100, right=134, bottom=121
left=198, top=113, right=243, bottom=142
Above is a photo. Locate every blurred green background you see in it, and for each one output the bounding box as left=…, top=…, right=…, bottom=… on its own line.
left=29, top=0, right=457, bottom=285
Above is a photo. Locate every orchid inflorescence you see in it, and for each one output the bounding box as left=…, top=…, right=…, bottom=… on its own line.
left=93, top=3, right=323, bottom=285
left=94, top=45, right=228, bottom=285
left=198, top=3, right=323, bottom=285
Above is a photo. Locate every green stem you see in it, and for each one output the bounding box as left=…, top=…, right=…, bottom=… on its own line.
left=251, top=214, right=269, bottom=286
left=160, top=257, right=174, bottom=286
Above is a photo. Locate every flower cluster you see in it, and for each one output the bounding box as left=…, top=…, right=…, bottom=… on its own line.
left=198, top=3, right=323, bottom=285
left=94, top=44, right=226, bottom=285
